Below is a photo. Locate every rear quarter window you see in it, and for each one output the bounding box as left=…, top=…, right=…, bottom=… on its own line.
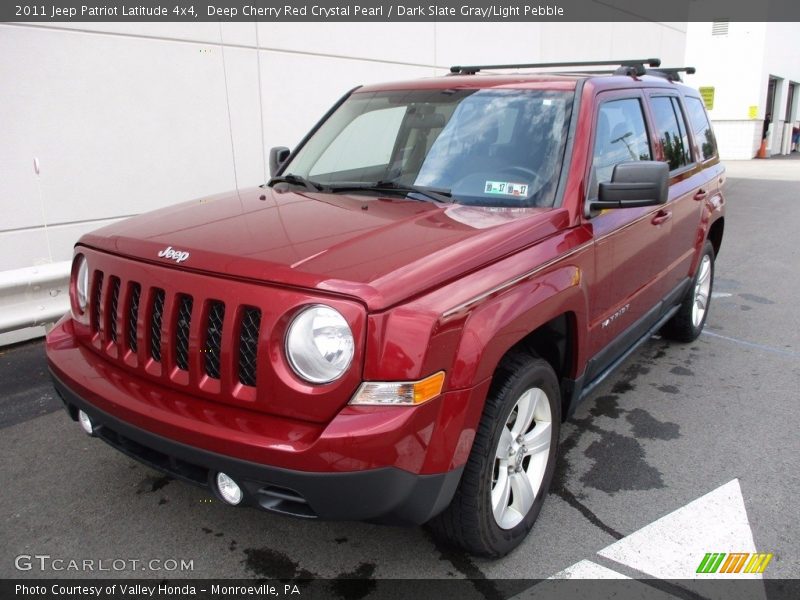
left=685, top=96, right=718, bottom=160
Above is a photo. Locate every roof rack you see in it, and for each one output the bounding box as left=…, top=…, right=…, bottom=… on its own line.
left=646, top=67, right=696, bottom=82
left=449, top=58, right=661, bottom=76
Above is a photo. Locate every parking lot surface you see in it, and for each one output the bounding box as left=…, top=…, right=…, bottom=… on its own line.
left=1, top=157, right=798, bottom=588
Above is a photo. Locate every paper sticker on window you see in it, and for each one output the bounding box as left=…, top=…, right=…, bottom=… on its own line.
left=484, top=181, right=529, bottom=196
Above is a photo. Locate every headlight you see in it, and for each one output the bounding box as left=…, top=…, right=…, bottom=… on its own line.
left=286, top=305, right=354, bottom=383
left=73, top=254, right=89, bottom=316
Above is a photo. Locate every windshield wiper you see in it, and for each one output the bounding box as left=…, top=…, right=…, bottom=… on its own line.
left=327, top=180, right=453, bottom=203
left=267, top=174, right=327, bottom=192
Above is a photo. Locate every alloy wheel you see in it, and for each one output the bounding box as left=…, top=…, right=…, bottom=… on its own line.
left=491, top=387, right=552, bottom=530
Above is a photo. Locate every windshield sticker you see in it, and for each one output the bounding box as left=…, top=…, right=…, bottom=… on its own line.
left=484, top=181, right=529, bottom=196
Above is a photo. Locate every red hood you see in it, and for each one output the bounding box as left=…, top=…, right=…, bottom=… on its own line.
left=80, top=187, right=569, bottom=311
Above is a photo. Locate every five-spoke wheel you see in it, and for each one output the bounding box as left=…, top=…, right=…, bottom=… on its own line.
left=491, top=387, right=552, bottom=530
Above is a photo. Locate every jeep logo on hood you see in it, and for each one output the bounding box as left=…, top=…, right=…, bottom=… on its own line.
left=157, top=246, right=190, bottom=263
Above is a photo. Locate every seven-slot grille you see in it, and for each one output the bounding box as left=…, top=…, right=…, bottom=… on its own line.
left=90, top=269, right=262, bottom=388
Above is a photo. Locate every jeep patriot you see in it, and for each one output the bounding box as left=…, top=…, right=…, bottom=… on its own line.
left=47, top=58, right=725, bottom=556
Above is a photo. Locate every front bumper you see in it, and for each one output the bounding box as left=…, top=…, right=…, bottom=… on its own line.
left=46, top=317, right=488, bottom=525
left=52, top=371, right=463, bottom=525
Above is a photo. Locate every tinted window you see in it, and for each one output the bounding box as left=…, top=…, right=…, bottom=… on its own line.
left=590, top=98, right=651, bottom=198
left=650, top=96, right=692, bottom=170
left=685, top=96, right=718, bottom=160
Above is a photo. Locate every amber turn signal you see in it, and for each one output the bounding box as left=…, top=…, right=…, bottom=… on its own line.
left=350, top=371, right=446, bottom=406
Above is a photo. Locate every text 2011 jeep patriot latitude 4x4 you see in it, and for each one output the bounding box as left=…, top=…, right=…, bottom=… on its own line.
left=47, top=58, right=725, bottom=557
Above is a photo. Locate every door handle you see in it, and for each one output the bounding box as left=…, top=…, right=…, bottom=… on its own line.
left=651, top=209, right=672, bottom=226
left=693, top=188, right=708, bottom=201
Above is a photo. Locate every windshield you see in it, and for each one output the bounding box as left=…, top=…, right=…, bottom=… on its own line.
left=282, top=88, right=574, bottom=207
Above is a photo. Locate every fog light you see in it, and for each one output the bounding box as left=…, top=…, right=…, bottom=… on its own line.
left=215, top=472, right=243, bottom=505
left=77, top=410, right=95, bottom=435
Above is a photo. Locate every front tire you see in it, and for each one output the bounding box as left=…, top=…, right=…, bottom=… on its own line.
left=661, top=240, right=715, bottom=342
left=429, top=352, right=560, bottom=557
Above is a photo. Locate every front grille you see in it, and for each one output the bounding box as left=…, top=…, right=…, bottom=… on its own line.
left=150, top=289, right=165, bottom=362
left=174, top=295, right=193, bottom=371
left=204, top=301, right=225, bottom=379
left=238, top=307, right=261, bottom=387
left=88, top=269, right=264, bottom=394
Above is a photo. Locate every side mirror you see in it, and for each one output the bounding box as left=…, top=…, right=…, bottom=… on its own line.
left=591, top=161, right=668, bottom=211
left=269, top=146, right=291, bottom=177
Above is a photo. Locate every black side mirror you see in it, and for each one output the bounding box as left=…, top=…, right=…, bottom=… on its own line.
left=591, top=161, right=669, bottom=211
left=269, top=146, right=291, bottom=177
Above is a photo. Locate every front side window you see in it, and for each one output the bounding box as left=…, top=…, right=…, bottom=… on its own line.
left=650, top=96, right=692, bottom=170
left=685, top=96, right=718, bottom=160
left=589, top=98, right=652, bottom=198
left=283, top=89, right=574, bottom=207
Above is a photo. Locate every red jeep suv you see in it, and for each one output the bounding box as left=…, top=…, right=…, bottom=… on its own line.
left=47, top=58, right=725, bottom=557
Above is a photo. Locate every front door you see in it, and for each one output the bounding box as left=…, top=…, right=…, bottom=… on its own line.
left=584, top=90, right=672, bottom=378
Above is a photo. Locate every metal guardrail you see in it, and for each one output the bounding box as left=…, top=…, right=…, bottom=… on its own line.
left=0, top=261, right=71, bottom=334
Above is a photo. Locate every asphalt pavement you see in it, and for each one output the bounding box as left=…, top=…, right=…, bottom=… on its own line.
left=1, top=157, right=797, bottom=589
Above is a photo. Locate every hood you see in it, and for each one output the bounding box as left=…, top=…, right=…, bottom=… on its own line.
left=80, top=187, right=570, bottom=311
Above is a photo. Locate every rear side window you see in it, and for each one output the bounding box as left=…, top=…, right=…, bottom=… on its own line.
left=589, top=98, right=651, bottom=198
left=650, top=96, right=692, bottom=171
left=685, top=96, right=718, bottom=160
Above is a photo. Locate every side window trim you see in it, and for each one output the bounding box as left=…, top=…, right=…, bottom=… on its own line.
left=670, top=96, right=695, bottom=164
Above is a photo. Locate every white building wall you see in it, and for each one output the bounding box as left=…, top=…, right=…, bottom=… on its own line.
left=684, top=22, right=767, bottom=160
left=685, top=21, right=800, bottom=160
left=0, top=21, right=685, bottom=343
left=763, top=22, right=800, bottom=155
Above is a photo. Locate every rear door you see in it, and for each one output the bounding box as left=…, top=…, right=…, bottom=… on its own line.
left=643, top=91, right=717, bottom=298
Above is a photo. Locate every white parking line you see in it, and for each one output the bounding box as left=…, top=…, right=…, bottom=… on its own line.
left=530, top=479, right=771, bottom=598
left=702, top=330, right=800, bottom=358
left=597, top=479, right=761, bottom=580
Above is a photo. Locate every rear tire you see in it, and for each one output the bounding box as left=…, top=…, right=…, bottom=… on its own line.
left=429, top=352, right=560, bottom=557
left=661, top=240, right=715, bottom=343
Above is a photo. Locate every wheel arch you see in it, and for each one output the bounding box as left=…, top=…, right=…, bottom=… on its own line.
left=498, top=313, right=578, bottom=420
left=446, top=261, right=588, bottom=422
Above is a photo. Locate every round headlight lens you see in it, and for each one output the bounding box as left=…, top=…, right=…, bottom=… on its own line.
left=286, top=305, right=354, bottom=384
left=75, top=254, right=89, bottom=314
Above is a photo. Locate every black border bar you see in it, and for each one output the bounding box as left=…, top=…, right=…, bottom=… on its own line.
left=3, top=0, right=800, bottom=23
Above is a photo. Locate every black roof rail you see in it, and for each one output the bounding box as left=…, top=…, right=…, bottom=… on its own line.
left=646, top=67, right=696, bottom=82
left=449, top=58, right=661, bottom=76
